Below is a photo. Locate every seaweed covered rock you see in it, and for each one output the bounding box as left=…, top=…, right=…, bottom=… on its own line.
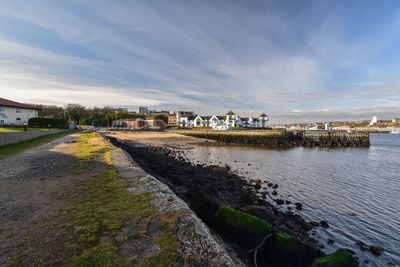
left=258, top=232, right=322, bottom=267
left=214, top=205, right=272, bottom=245
left=310, top=249, right=358, bottom=267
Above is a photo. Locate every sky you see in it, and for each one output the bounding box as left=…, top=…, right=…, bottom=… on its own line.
left=1, top=0, right=400, bottom=123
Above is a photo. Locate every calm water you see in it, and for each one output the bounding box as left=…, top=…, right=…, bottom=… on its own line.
left=183, top=133, right=400, bottom=267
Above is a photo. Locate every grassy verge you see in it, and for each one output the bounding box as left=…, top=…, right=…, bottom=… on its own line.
left=54, top=132, right=178, bottom=266
left=0, top=131, right=72, bottom=159
left=0, top=127, right=49, bottom=132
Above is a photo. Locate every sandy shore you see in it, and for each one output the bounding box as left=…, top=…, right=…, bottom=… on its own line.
left=105, top=131, right=213, bottom=148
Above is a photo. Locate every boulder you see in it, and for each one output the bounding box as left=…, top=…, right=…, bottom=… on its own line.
left=369, top=245, right=384, bottom=256
left=214, top=205, right=272, bottom=244
left=310, top=249, right=358, bottom=267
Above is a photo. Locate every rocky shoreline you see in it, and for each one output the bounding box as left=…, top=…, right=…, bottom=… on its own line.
left=106, top=134, right=359, bottom=267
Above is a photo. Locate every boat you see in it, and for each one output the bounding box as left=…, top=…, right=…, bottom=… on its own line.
left=390, top=129, right=400, bottom=134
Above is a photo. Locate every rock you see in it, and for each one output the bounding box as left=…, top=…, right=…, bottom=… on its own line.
left=355, top=240, right=368, bottom=251
left=267, top=182, right=274, bottom=187
left=241, top=205, right=277, bottom=223
left=327, top=239, right=334, bottom=245
left=275, top=199, right=285, bottom=205
left=294, top=202, right=303, bottom=211
left=253, top=183, right=262, bottom=190
left=272, top=190, right=278, bottom=196
left=214, top=204, right=272, bottom=244
left=285, top=200, right=292, bottom=205
left=309, top=221, right=320, bottom=227
left=369, top=245, right=384, bottom=256
left=320, top=220, right=329, bottom=228
left=272, top=184, right=278, bottom=189
left=310, top=249, right=358, bottom=267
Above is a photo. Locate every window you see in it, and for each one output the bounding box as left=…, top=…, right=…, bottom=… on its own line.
left=16, top=108, right=21, bottom=113
left=0, top=106, right=4, bottom=113
left=16, top=118, right=21, bottom=121
left=0, top=120, right=4, bottom=124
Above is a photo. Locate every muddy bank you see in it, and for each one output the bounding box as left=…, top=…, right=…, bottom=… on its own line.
left=106, top=135, right=359, bottom=267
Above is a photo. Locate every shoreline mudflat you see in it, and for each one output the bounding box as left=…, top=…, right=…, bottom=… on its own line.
left=105, top=131, right=359, bottom=267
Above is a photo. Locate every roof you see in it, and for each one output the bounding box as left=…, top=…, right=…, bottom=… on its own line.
left=188, top=115, right=197, bottom=120
left=259, top=113, right=268, bottom=117
left=0, top=98, right=41, bottom=110
left=217, top=116, right=226, bottom=120
left=226, top=110, right=236, bottom=115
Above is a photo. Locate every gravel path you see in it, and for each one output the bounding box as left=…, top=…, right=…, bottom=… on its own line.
left=0, top=133, right=85, bottom=266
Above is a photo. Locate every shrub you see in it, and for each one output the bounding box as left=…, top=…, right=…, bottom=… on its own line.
left=28, top=118, right=68, bottom=129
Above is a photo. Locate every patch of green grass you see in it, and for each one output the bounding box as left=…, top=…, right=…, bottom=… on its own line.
left=60, top=133, right=179, bottom=266
left=65, top=132, right=111, bottom=160
left=68, top=243, right=129, bottom=267
left=215, top=205, right=272, bottom=237
left=0, top=127, right=49, bottom=132
left=0, top=131, right=72, bottom=159
left=310, top=249, right=356, bottom=267
left=62, top=167, right=156, bottom=251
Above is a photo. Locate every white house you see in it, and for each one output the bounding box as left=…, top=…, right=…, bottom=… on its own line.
left=0, top=98, right=41, bottom=126
left=176, top=111, right=197, bottom=127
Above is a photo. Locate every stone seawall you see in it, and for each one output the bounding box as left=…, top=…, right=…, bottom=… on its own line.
left=179, top=130, right=370, bottom=148
left=0, top=130, right=65, bottom=146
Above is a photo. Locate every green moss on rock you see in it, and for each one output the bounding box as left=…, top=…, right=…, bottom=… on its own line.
left=310, top=249, right=357, bottom=267
left=214, top=205, right=272, bottom=237
left=274, top=232, right=298, bottom=252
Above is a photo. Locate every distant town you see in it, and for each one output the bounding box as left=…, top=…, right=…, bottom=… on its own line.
left=0, top=98, right=399, bottom=132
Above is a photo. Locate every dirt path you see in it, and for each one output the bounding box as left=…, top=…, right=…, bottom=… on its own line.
left=0, top=133, right=87, bottom=266
left=0, top=132, right=242, bottom=267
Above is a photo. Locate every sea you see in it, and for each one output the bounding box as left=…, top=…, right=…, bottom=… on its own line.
left=182, top=133, right=400, bottom=267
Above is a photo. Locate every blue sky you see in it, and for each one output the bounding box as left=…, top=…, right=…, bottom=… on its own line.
left=1, top=0, right=400, bottom=122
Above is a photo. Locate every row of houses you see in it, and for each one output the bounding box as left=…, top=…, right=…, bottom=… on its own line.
left=168, top=110, right=269, bottom=130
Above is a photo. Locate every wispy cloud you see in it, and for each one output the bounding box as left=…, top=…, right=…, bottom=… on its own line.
left=1, top=0, right=400, bottom=121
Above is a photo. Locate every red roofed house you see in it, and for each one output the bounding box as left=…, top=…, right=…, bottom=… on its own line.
left=0, top=98, right=41, bottom=126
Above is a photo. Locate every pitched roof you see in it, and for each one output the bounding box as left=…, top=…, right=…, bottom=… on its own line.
left=226, top=110, right=236, bottom=115
left=0, top=98, right=41, bottom=110
left=259, top=113, right=268, bottom=117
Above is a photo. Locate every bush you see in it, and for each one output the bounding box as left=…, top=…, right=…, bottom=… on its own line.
left=28, top=118, right=68, bottom=129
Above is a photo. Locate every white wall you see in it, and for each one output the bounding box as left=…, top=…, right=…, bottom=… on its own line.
left=0, top=106, right=38, bottom=125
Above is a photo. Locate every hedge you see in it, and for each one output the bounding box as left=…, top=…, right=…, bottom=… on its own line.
left=28, top=118, right=68, bottom=129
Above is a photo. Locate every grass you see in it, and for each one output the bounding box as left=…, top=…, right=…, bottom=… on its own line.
left=0, top=131, right=72, bottom=159
left=54, top=132, right=178, bottom=266
left=215, top=204, right=272, bottom=237
left=0, top=127, right=49, bottom=132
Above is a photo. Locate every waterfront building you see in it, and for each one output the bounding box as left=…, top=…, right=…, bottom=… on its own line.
left=0, top=97, right=41, bottom=126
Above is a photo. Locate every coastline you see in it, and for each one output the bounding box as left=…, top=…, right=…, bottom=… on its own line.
left=104, top=131, right=359, bottom=266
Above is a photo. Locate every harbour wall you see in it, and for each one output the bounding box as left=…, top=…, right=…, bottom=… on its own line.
left=179, top=130, right=370, bottom=148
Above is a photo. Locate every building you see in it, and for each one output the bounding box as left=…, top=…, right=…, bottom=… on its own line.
left=112, top=118, right=166, bottom=129
left=176, top=110, right=269, bottom=130
left=168, top=113, right=177, bottom=126
left=176, top=111, right=196, bottom=127
left=139, top=106, right=149, bottom=114
left=369, top=116, right=378, bottom=126
left=0, top=98, right=41, bottom=126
